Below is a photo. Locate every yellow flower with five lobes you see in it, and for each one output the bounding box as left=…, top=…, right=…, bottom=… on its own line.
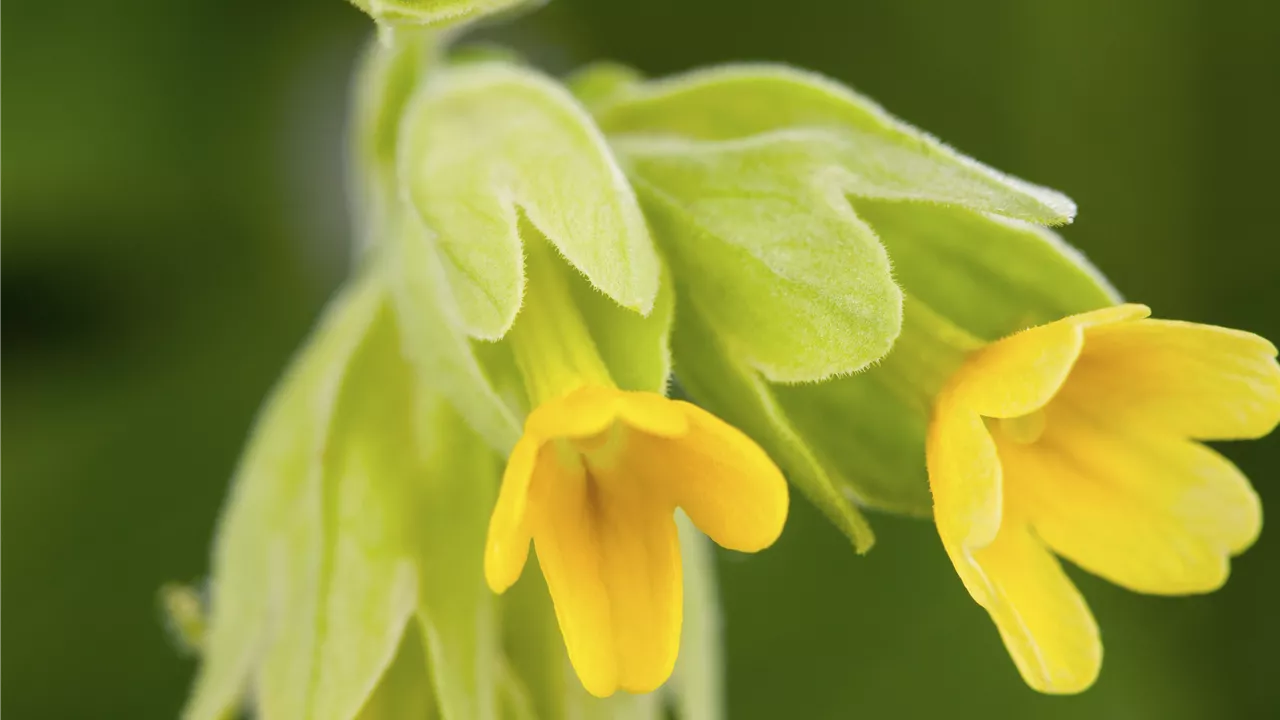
left=485, top=385, right=788, bottom=697
left=928, top=303, right=1280, bottom=693
left=483, top=234, right=790, bottom=698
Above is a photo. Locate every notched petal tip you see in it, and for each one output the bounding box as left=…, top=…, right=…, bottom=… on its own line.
left=1066, top=313, right=1280, bottom=441
left=1003, top=417, right=1261, bottom=596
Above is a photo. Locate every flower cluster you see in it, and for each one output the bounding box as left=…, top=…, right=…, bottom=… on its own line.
left=175, top=1, right=1280, bottom=718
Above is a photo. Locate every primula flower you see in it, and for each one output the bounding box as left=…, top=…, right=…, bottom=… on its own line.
left=928, top=303, right=1280, bottom=693
left=473, top=226, right=790, bottom=699
left=484, top=385, right=789, bottom=698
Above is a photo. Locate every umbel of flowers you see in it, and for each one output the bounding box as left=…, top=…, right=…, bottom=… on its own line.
left=175, top=1, right=1280, bottom=718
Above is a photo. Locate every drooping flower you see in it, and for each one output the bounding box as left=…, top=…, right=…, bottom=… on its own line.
left=485, top=385, right=788, bottom=697
left=928, top=303, right=1280, bottom=693
left=483, top=233, right=789, bottom=698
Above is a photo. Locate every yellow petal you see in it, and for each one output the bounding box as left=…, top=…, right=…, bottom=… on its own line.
left=1002, top=405, right=1261, bottom=594
left=484, top=435, right=542, bottom=593
left=632, top=401, right=789, bottom=553
left=928, top=305, right=1151, bottom=552
left=953, top=319, right=1083, bottom=418
left=524, top=386, right=621, bottom=439
left=617, top=390, right=690, bottom=438
left=952, top=304, right=1150, bottom=418
left=528, top=459, right=617, bottom=697
left=531, top=460, right=683, bottom=697
left=926, top=394, right=1002, bottom=549
left=593, top=477, right=683, bottom=695
left=1064, top=319, right=1280, bottom=441
left=948, top=520, right=1101, bottom=694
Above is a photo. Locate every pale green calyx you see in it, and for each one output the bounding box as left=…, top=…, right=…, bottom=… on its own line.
left=583, top=63, right=1079, bottom=383
left=591, top=65, right=1075, bottom=222
left=351, top=39, right=526, bottom=453
left=388, top=204, right=525, bottom=453
left=509, top=220, right=676, bottom=402
left=181, top=269, right=505, bottom=720
left=398, top=60, right=659, bottom=340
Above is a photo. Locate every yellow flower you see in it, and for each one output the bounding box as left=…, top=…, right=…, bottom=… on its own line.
left=928, top=303, right=1280, bottom=694
left=484, top=384, right=789, bottom=698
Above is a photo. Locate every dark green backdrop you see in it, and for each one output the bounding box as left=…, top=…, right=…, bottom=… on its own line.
left=4, top=0, right=1277, bottom=716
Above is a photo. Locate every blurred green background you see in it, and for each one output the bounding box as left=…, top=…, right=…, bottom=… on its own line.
left=4, top=0, right=1278, bottom=716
